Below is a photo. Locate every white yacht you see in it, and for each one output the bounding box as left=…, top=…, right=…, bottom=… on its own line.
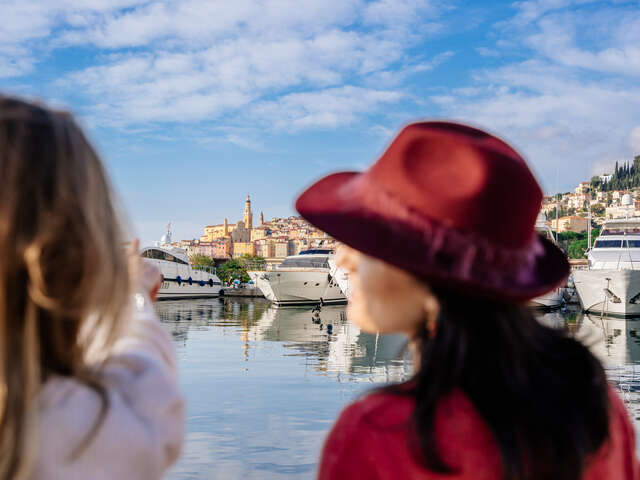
left=141, top=228, right=223, bottom=300
left=529, top=213, right=565, bottom=309
left=573, top=212, right=640, bottom=317
left=328, top=257, right=351, bottom=299
left=248, top=249, right=346, bottom=306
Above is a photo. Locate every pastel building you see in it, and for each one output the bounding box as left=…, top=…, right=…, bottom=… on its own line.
left=232, top=242, right=255, bottom=258
left=574, top=182, right=590, bottom=194
left=213, top=238, right=231, bottom=258
left=201, top=218, right=237, bottom=242
left=250, top=226, right=269, bottom=241
left=567, top=193, right=591, bottom=210
left=254, top=239, right=275, bottom=258
left=549, top=216, right=588, bottom=233
left=274, top=240, right=289, bottom=258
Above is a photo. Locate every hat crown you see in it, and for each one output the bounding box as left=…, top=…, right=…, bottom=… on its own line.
left=368, top=122, right=542, bottom=249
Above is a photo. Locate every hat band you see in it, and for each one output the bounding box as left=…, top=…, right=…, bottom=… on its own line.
left=346, top=174, right=546, bottom=289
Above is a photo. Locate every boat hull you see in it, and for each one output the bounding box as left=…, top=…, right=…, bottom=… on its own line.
left=144, top=258, right=223, bottom=300
left=529, top=288, right=564, bottom=309
left=248, top=269, right=346, bottom=306
left=573, top=269, right=640, bottom=317
left=328, top=258, right=351, bottom=299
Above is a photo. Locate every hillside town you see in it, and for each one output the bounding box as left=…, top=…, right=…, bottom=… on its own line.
left=172, top=195, right=337, bottom=265
left=541, top=157, right=640, bottom=234
left=171, top=158, right=640, bottom=266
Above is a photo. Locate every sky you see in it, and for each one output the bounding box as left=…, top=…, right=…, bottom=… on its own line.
left=2, top=0, right=640, bottom=244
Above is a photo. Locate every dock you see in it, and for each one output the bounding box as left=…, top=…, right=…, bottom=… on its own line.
left=221, top=287, right=264, bottom=298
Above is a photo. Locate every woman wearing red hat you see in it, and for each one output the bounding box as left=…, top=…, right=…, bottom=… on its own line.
left=296, top=122, right=638, bottom=480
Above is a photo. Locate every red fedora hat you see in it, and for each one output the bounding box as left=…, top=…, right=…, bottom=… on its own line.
left=295, top=121, right=569, bottom=302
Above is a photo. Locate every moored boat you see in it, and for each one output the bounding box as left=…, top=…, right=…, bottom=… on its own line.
left=528, top=213, right=564, bottom=309
left=248, top=249, right=346, bottom=306
left=142, top=227, right=223, bottom=300
left=573, top=212, right=640, bottom=317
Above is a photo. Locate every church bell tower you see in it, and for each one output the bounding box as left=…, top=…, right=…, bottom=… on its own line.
left=243, top=194, right=253, bottom=230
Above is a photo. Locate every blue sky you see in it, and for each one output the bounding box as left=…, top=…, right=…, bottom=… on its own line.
left=2, top=0, right=640, bottom=244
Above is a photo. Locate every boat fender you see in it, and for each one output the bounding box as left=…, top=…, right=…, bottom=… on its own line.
left=199, top=280, right=205, bottom=287
left=208, top=279, right=214, bottom=287
left=176, top=275, right=182, bottom=285
left=188, top=277, right=193, bottom=285
left=327, top=324, right=333, bottom=334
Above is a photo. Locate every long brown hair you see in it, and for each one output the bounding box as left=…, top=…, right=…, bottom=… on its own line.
left=0, top=96, right=131, bottom=478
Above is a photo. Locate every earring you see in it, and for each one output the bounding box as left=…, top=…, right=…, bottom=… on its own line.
left=424, top=295, right=439, bottom=337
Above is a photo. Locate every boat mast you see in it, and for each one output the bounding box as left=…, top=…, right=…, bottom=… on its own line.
left=555, top=194, right=559, bottom=243
left=587, top=198, right=591, bottom=251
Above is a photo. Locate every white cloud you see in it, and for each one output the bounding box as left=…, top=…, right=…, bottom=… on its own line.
left=0, top=0, right=144, bottom=77
left=252, top=86, right=402, bottom=130
left=432, top=0, right=640, bottom=192
left=475, top=46, right=499, bottom=57
left=526, top=12, right=640, bottom=77
left=508, top=0, right=597, bottom=26
left=41, top=0, right=440, bottom=129
left=434, top=60, right=640, bottom=190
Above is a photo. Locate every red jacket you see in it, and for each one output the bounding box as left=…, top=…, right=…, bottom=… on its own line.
left=319, top=388, right=638, bottom=479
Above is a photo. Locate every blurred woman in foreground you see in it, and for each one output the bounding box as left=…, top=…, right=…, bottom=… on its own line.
left=0, top=96, right=183, bottom=479
left=296, top=122, right=638, bottom=479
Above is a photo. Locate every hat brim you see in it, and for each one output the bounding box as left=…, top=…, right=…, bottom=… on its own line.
left=296, top=171, right=569, bottom=302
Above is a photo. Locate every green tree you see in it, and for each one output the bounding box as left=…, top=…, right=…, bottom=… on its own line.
left=556, top=228, right=600, bottom=259
left=590, top=176, right=601, bottom=190
left=567, top=238, right=588, bottom=259
left=189, top=254, right=214, bottom=268
left=591, top=204, right=605, bottom=216
left=217, top=259, right=248, bottom=284
left=216, top=254, right=266, bottom=284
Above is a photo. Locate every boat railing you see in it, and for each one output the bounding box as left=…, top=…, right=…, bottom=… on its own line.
left=192, top=264, right=217, bottom=275
left=244, top=260, right=267, bottom=271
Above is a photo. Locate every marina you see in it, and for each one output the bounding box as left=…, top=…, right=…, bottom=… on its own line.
left=161, top=298, right=640, bottom=479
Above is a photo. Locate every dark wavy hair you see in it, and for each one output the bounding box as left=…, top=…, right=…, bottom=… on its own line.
left=388, top=288, right=610, bottom=480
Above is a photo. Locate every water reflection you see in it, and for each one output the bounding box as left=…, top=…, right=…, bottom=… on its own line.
left=159, top=300, right=640, bottom=478
left=158, top=299, right=411, bottom=479
left=158, top=298, right=410, bottom=383
left=537, top=308, right=640, bottom=448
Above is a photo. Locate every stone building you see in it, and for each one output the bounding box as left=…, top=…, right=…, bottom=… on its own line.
left=232, top=242, right=255, bottom=258
left=201, top=218, right=237, bottom=242
left=549, top=215, right=588, bottom=233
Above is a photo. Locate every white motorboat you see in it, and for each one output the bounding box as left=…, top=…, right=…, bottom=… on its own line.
left=529, top=214, right=565, bottom=309
left=141, top=227, right=223, bottom=300
left=248, top=249, right=346, bottom=306
left=328, top=257, right=351, bottom=299
left=573, top=214, right=640, bottom=317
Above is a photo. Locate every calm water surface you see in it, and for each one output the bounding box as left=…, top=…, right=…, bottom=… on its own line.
left=159, top=298, right=640, bottom=479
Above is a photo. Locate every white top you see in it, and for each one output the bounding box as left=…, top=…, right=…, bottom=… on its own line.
left=30, top=294, right=184, bottom=479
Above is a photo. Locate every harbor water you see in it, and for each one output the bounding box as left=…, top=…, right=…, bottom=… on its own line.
left=161, top=298, right=640, bottom=479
